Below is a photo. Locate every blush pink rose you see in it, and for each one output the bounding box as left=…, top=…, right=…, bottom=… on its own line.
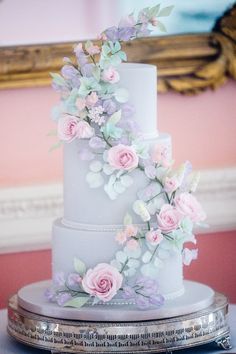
left=57, top=116, right=78, bottom=142
left=86, top=92, right=98, bottom=107
left=107, top=144, right=139, bottom=171
left=164, top=176, right=179, bottom=193
left=82, top=263, right=123, bottom=302
left=77, top=121, right=94, bottom=139
left=102, top=67, right=120, bottom=84
left=174, top=192, right=206, bottom=222
left=157, top=204, right=181, bottom=233
left=146, top=229, right=163, bottom=246
left=151, top=144, right=171, bottom=168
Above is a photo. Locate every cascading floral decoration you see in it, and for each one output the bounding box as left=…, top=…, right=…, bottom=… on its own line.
left=46, top=4, right=206, bottom=310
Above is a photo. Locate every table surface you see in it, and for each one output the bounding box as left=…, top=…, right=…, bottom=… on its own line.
left=1, top=305, right=236, bottom=354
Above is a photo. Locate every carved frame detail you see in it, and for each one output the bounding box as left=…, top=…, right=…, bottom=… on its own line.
left=0, top=5, right=235, bottom=94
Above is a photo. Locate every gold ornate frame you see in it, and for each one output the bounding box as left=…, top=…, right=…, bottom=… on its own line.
left=0, top=5, right=235, bottom=94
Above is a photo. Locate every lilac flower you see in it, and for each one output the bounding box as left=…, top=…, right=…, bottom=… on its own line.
left=105, top=26, right=119, bottom=41
left=144, top=165, right=156, bottom=179
left=149, top=294, right=165, bottom=307
left=119, top=15, right=136, bottom=28
left=135, top=295, right=150, bottom=310
left=136, top=23, right=152, bottom=37
left=70, top=75, right=81, bottom=89
left=122, top=286, right=136, bottom=299
left=103, top=99, right=117, bottom=115
left=61, top=65, right=78, bottom=79
left=118, top=27, right=136, bottom=41
left=89, top=137, right=106, bottom=149
left=53, top=272, right=65, bottom=287
left=121, top=103, right=135, bottom=118
left=81, top=63, right=94, bottom=77
left=67, top=272, right=82, bottom=287
left=56, top=293, right=72, bottom=306
left=135, top=276, right=159, bottom=296
left=44, top=288, right=56, bottom=302
left=78, top=148, right=95, bottom=161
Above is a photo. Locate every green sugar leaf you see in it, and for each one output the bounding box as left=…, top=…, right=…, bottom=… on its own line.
left=63, top=296, right=89, bottom=308
left=157, top=5, right=174, bottom=18
left=73, top=257, right=86, bottom=276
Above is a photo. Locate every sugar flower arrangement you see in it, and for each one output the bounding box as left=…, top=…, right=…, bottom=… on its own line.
left=46, top=4, right=206, bottom=310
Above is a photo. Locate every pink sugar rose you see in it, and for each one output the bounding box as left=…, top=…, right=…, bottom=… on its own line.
left=164, top=176, right=179, bottom=193
left=57, top=116, right=78, bottom=142
left=115, top=231, right=127, bottom=245
left=157, top=204, right=181, bottom=233
left=126, top=239, right=139, bottom=251
left=77, top=120, right=94, bottom=139
left=76, top=97, right=86, bottom=111
left=151, top=144, right=171, bottom=168
left=86, top=92, right=98, bottom=107
left=125, top=224, right=138, bottom=238
left=174, top=192, right=206, bottom=223
left=102, top=67, right=120, bottom=84
left=107, top=144, right=139, bottom=171
left=82, top=263, right=123, bottom=302
left=146, top=229, right=163, bottom=246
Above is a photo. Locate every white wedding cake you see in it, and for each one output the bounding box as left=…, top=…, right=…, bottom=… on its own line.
left=46, top=5, right=206, bottom=314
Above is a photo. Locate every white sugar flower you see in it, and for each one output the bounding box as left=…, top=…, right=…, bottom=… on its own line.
left=133, top=200, right=151, bottom=222
left=86, top=171, right=104, bottom=188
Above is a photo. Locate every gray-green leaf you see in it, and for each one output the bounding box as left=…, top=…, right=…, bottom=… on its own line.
left=157, top=5, right=174, bottom=17
left=73, top=257, right=86, bottom=276
left=63, top=296, right=89, bottom=308
left=156, top=20, right=167, bottom=32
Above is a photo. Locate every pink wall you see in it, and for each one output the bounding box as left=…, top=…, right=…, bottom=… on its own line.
left=1, top=231, right=236, bottom=309
left=0, top=80, right=236, bottom=309
left=0, top=80, right=236, bottom=187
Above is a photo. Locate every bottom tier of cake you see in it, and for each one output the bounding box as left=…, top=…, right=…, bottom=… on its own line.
left=52, top=218, right=185, bottom=302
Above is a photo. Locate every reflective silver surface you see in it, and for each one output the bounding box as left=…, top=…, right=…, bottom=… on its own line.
left=7, top=292, right=231, bottom=353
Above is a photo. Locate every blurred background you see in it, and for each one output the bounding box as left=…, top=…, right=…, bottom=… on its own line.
left=0, top=0, right=236, bottom=308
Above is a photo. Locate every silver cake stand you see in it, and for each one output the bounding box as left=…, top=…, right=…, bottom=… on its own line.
left=7, top=286, right=231, bottom=354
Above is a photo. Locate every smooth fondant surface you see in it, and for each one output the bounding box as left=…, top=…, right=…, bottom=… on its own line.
left=18, top=280, right=215, bottom=322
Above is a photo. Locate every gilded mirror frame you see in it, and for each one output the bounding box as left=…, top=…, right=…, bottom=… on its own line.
left=0, top=5, right=235, bottom=94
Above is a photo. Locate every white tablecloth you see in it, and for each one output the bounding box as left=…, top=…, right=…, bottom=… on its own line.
left=0, top=305, right=235, bottom=354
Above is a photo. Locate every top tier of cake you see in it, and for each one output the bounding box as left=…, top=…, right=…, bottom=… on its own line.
left=118, top=63, right=158, bottom=137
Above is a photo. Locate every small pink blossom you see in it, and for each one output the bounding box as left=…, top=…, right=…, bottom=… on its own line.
left=102, top=67, right=120, bottom=84
left=150, top=17, right=158, bottom=26
left=174, top=193, right=206, bottom=223
left=126, top=239, right=139, bottom=251
left=86, top=92, right=98, bottom=107
left=157, top=204, right=181, bottom=233
left=164, top=176, right=179, bottom=193
left=146, top=229, right=163, bottom=246
left=77, top=120, right=94, bottom=139
left=115, top=231, right=127, bottom=245
left=151, top=144, right=171, bottom=168
left=57, top=116, right=78, bottom=142
left=182, top=248, right=198, bottom=266
left=125, top=224, right=138, bottom=238
left=76, top=97, right=86, bottom=111
left=86, top=43, right=100, bottom=55
left=97, top=33, right=107, bottom=41
left=107, top=144, right=139, bottom=171
left=82, top=263, right=123, bottom=302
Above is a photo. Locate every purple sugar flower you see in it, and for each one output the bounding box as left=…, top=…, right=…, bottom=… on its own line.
left=61, top=65, right=78, bottom=79
left=56, top=293, right=72, bottom=306
left=81, top=63, right=94, bottom=77
left=122, top=286, right=136, bottom=299
left=149, top=294, right=165, bottom=308
left=67, top=273, right=82, bottom=287
left=121, top=103, right=135, bottom=118
left=89, top=137, right=106, bottom=149
left=44, top=288, right=56, bottom=302
left=53, top=272, right=65, bottom=287
left=105, top=26, right=119, bottom=41
left=118, top=27, right=136, bottom=41
left=103, top=99, right=117, bottom=115
left=135, top=295, right=150, bottom=310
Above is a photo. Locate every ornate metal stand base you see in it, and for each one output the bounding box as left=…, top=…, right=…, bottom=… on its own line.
left=8, top=292, right=231, bottom=353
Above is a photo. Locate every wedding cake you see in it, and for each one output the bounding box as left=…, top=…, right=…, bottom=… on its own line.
left=46, top=5, right=206, bottom=314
